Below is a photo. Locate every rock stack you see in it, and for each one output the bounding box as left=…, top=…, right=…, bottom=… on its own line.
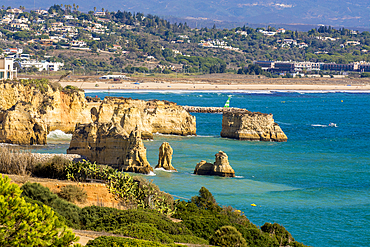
left=194, top=151, right=235, bottom=177
left=220, top=109, right=288, bottom=142
left=67, top=123, right=153, bottom=174
left=155, top=142, right=177, bottom=171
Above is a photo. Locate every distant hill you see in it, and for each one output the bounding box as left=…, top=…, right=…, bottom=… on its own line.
left=3, top=0, right=369, bottom=29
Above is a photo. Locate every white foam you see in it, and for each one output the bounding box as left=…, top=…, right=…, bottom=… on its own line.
left=311, top=124, right=327, bottom=127
left=47, top=130, right=73, bottom=141
left=154, top=168, right=177, bottom=173
left=275, top=121, right=292, bottom=125
left=146, top=171, right=156, bottom=176
left=234, top=176, right=244, bottom=178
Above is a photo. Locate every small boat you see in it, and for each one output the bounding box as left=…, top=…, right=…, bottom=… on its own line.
left=328, top=123, right=337, bottom=127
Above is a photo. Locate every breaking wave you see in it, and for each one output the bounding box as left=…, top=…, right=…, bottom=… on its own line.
left=47, top=130, right=72, bottom=141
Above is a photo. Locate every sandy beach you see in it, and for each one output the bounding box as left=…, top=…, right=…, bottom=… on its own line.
left=57, top=76, right=370, bottom=91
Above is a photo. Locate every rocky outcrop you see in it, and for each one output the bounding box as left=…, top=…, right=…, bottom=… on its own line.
left=155, top=142, right=176, bottom=171
left=220, top=109, right=288, bottom=142
left=67, top=123, right=153, bottom=174
left=0, top=81, right=97, bottom=144
left=0, top=81, right=196, bottom=145
left=194, top=151, right=235, bottom=177
left=95, top=97, right=196, bottom=139
left=0, top=102, right=47, bottom=145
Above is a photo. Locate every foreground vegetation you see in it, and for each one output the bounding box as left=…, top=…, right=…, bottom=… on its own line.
left=0, top=147, right=308, bottom=246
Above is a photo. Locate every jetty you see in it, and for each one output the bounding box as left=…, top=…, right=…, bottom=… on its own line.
left=183, top=106, right=243, bottom=113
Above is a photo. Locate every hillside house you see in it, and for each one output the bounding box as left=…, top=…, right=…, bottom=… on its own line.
left=7, top=8, right=23, bottom=14
left=0, top=58, right=17, bottom=80
left=94, top=12, right=106, bottom=16
left=235, top=31, right=248, bottom=36
left=70, top=40, right=87, bottom=47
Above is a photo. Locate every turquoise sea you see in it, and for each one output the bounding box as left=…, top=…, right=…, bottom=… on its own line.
left=30, top=90, right=369, bottom=247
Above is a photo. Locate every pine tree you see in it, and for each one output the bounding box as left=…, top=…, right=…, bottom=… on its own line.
left=0, top=175, right=80, bottom=246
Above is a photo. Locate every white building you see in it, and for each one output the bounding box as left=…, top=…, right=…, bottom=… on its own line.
left=70, top=40, right=87, bottom=47
left=0, top=58, right=17, bottom=80
left=235, top=31, right=248, bottom=36
left=20, top=60, right=64, bottom=71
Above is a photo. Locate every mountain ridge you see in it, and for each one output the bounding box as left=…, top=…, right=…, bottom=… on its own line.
left=2, top=0, right=369, bottom=29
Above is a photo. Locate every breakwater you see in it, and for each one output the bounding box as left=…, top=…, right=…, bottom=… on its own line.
left=183, top=106, right=243, bottom=113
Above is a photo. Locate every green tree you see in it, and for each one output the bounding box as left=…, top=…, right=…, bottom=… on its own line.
left=210, top=225, right=247, bottom=247
left=0, top=175, right=79, bottom=246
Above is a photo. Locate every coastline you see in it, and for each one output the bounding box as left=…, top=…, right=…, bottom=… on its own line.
left=59, top=80, right=370, bottom=92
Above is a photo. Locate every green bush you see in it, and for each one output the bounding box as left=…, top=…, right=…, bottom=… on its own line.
left=115, top=223, right=174, bottom=243
left=210, top=225, right=247, bottom=247
left=58, top=185, right=87, bottom=203
left=86, top=236, right=184, bottom=247
left=79, top=206, right=206, bottom=245
left=21, top=182, right=82, bottom=228
left=261, top=222, right=305, bottom=247
left=33, top=156, right=70, bottom=179
left=80, top=206, right=120, bottom=229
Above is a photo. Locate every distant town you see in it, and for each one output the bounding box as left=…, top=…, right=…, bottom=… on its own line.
left=1, top=5, right=370, bottom=80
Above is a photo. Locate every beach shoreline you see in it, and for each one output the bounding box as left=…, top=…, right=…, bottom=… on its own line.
left=19, top=74, right=370, bottom=91
left=59, top=80, right=370, bottom=92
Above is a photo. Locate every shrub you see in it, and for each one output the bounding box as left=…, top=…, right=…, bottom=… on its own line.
left=190, top=186, right=221, bottom=212
left=21, top=182, right=82, bottom=228
left=115, top=223, right=174, bottom=243
left=33, top=155, right=70, bottom=179
left=261, top=222, right=304, bottom=247
left=210, top=225, right=247, bottom=247
left=80, top=207, right=207, bottom=244
left=80, top=206, right=120, bottom=229
left=86, top=236, right=184, bottom=247
left=58, top=185, right=87, bottom=203
left=0, top=147, right=36, bottom=176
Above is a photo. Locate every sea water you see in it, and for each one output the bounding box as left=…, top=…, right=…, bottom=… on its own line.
left=29, top=90, right=370, bottom=246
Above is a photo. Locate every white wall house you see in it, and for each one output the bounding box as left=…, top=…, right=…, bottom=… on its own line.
left=0, top=58, right=17, bottom=80
left=20, top=60, right=64, bottom=71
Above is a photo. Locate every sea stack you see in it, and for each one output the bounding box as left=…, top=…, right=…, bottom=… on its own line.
left=67, top=123, right=153, bottom=174
left=194, top=151, right=235, bottom=177
left=221, top=109, right=288, bottom=142
left=155, top=142, right=177, bottom=171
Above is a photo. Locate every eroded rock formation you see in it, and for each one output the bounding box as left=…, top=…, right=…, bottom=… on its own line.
left=155, top=142, right=176, bottom=171
left=0, top=81, right=196, bottom=145
left=0, top=102, right=47, bottom=145
left=95, top=97, right=196, bottom=139
left=67, top=123, right=153, bottom=174
left=220, top=109, right=288, bottom=142
left=194, top=151, right=235, bottom=177
left=0, top=81, right=96, bottom=144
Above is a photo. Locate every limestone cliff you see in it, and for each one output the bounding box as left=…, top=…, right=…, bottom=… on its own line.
left=94, top=97, right=196, bottom=139
left=0, top=102, right=47, bottom=145
left=155, top=142, right=176, bottom=171
left=194, top=151, right=235, bottom=177
left=0, top=81, right=196, bottom=145
left=220, top=109, right=288, bottom=142
left=67, top=123, right=153, bottom=174
left=0, top=81, right=95, bottom=144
